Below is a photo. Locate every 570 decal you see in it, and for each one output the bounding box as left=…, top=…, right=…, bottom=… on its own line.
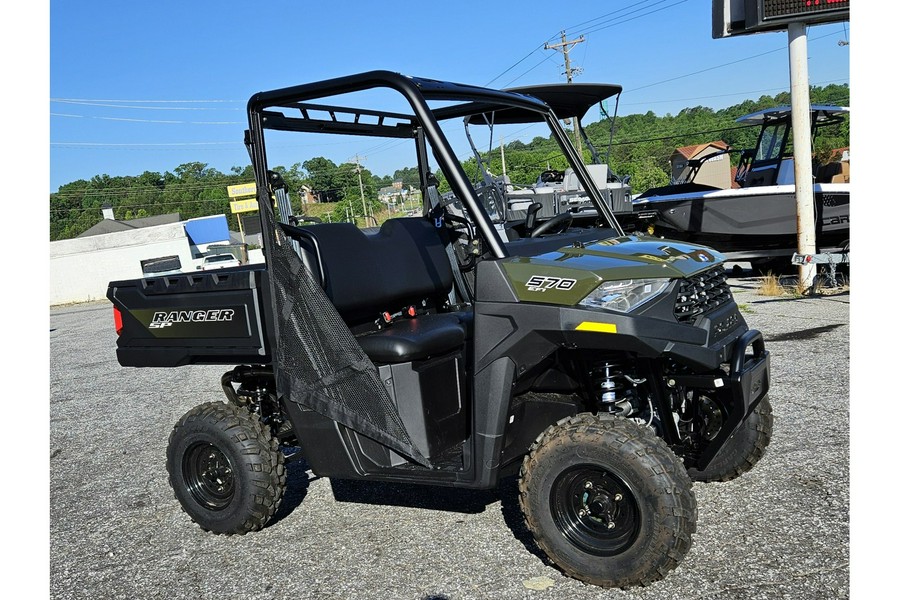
left=525, top=275, right=578, bottom=293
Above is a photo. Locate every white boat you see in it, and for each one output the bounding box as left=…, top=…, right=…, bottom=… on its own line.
left=633, top=105, right=850, bottom=266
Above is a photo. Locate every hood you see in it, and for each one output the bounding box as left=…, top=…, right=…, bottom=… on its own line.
left=501, top=235, right=726, bottom=304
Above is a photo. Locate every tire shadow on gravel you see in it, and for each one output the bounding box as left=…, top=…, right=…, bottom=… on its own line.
left=328, top=478, right=498, bottom=514
left=274, top=463, right=548, bottom=566
left=497, top=476, right=550, bottom=566
left=268, top=455, right=317, bottom=527
left=326, top=474, right=549, bottom=564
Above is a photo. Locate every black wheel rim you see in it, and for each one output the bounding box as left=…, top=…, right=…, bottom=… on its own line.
left=183, top=442, right=235, bottom=510
left=550, top=465, right=641, bottom=556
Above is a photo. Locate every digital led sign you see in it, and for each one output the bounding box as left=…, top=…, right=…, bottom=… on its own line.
left=762, top=0, right=850, bottom=22
left=713, top=0, right=850, bottom=39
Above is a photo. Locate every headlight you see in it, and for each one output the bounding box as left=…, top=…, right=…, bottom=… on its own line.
left=579, top=278, right=671, bottom=313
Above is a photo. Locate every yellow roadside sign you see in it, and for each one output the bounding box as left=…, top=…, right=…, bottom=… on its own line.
left=227, top=182, right=257, bottom=198
left=230, top=199, right=259, bottom=214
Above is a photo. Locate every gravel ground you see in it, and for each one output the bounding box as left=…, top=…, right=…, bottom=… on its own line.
left=49, top=278, right=850, bottom=599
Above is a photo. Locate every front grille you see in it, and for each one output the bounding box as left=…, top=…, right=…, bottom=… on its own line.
left=674, top=265, right=732, bottom=323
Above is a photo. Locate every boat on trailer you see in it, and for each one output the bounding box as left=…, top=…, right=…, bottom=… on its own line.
left=633, top=105, right=850, bottom=268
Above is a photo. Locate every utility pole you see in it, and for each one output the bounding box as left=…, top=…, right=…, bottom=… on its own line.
left=354, top=154, right=370, bottom=226
left=347, top=190, right=355, bottom=224
left=545, top=31, right=585, bottom=159
left=788, top=22, right=815, bottom=293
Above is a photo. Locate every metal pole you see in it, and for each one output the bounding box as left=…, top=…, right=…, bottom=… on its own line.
left=355, top=154, right=370, bottom=225
left=788, top=22, right=816, bottom=292
left=545, top=31, right=585, bottom=160
left=347, top=188, right=355, bottom=225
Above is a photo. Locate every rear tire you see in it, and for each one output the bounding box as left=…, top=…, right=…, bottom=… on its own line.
left=689, top=395, right=773, bottom=482
left=518, top=414, right=696, bottom=588
left=166, top=402, right=285, bottom=534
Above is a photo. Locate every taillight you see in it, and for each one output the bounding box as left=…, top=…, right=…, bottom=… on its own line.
left=113, top=306, right=123, bottom=336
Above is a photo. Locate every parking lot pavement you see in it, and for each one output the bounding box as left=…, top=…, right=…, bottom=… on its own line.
left=49, top=281, right=850, bottom=600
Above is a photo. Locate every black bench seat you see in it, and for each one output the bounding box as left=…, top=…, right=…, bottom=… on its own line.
left=281, top=218, right=467, bottom=364
left=356, top=314, right=466, bottom=363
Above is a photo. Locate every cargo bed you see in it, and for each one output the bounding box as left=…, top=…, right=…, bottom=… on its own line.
left=107, top=265, right=274, bottom=367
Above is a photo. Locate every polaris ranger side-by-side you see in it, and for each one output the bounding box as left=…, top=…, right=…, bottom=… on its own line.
left=107, top=72, right=772, bottom=588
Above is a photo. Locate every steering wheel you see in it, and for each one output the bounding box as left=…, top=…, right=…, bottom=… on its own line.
left=530, top=212, right=573, bottom=238
left=540, top=169, right=564, bottom=184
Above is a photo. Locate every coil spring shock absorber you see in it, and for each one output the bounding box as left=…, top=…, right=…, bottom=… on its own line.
left=589, top=360, right=647, bottom=417
left=600, top=362, right=625, bottom=404
left=592, top=361, right=627, bottom=410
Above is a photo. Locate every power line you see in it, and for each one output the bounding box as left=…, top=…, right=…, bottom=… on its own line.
left=609, top=124, right=756, bottom=147
left=51, top=139, right=353, bottom=149
left=52, top=87, right=848, bottom=200
left=52, top=32, right=847, bottom=153
left=49, top=197, right=230, bottom=213
left=50, top=113, right=243, bottom=125
left=571, top=0, right=687, bottom=37
left=484, top=0, right=670, bottom=87
left=52, top=140, right=240, bottom=147
left=501, top=54, right=557, bottom=88
left=628, top=28, right=845, bottom=93
left=619, top=79, right=849, bottom=107
left=51, top=97, right=239, bottom=104
left=490, top=5, right=843, bottom=106
left=51, top=99, right=241, bottom=111
left=564, top=0, right=658, bottom=34
left=484, top=41, right=553, bottom=88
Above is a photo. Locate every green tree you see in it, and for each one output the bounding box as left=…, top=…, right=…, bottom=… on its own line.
left=48, top=85, right=849, bottom=239
left=302, top=157, right=342, bottom=200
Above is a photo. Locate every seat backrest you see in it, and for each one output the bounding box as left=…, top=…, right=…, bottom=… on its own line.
left=815, top=161, right=843, bottom=184
left=562, top=168, right=580, bottom=192
left=585, top=164, right=609, bottom=190
left=282, top=218, right=454, bottom=326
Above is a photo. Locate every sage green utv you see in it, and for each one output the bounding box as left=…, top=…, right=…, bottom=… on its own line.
left=109, top=71, right=772, bottom=588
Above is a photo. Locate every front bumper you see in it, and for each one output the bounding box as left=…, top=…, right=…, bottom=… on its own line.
left=669, top=329, right=770, bottom=470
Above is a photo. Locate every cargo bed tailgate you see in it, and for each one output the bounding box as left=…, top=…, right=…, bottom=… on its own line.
left=107, top=266, right=273, bottom=367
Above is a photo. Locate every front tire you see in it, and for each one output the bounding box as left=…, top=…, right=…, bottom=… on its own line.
left=519, top=414, right=697, bottom=588
left=689, top=395, right=773, bottom=482
left=166, top=402, right=285, bottom=534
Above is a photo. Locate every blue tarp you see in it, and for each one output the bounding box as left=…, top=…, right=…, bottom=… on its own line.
left=184, top=215, right=229, bottom=245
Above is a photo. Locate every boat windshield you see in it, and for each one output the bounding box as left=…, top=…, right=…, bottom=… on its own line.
left=433, top=107, right=616, bottom=231
left=754, top=122, right=789, bottom=163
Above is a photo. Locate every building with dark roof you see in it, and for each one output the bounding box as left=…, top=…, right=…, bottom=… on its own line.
left=76, top=205, right=183, bottom=238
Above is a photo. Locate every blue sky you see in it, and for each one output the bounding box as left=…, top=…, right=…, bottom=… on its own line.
left=48, top=0, right=852, bottom=193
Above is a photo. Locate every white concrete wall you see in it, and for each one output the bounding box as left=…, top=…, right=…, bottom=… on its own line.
left=248, top=248, right=265, bottom=264
left=49, top=223, right=197, bottom=305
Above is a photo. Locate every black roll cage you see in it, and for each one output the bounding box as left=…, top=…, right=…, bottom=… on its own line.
left=244, top=70, right=624, bottom=262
